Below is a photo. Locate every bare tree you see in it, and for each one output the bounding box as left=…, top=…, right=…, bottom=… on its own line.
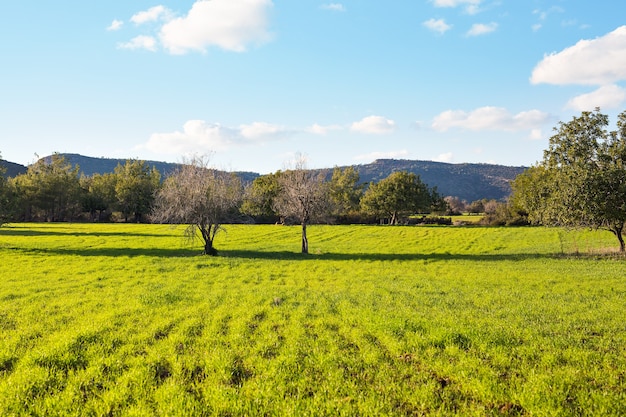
left=152, top=155, right=242, bottom=255
left=273, top=155, right=330, bottom=254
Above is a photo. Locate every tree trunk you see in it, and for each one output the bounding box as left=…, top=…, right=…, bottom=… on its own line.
left=204, top=239, right=218, bottom=256
left=610, top=226, right=625, bottom=252
left=301, top=222, right=309, bottom=254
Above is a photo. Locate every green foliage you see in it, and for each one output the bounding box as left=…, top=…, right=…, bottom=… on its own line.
left=241, top=171, right=282, bottom=221
left=11, top=154, right=82, bottom=221
left=513, top=109, right=626, bottom=250
left=361, top=171, right=439, bottom=224
left=328, top=166, right=364, bottom=216
left=80, top=173, right=118, bottom=221
left=114, top=160, right=160, bottom=223
left=0, top=223, right=624, bottom=415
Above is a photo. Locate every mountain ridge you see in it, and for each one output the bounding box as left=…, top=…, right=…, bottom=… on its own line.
left=1, top=153, right=527, bottom=202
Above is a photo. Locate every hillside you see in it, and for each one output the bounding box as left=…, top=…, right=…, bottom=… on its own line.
left=43, top=154, right=261, bottom=184
left=350, top=159, right=526, bottom=202
left=0, top=160, right=27, bottom=178
left=2, top=154, right=527, bottom=201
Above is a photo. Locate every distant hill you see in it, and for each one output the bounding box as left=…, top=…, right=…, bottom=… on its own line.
left=2, top=153, right=527, bottom=201
left=44, top=154, right=261, bottom=184
left=0, top=160, right=27, bottom=178
left=348, top=159, right=527, bottom=202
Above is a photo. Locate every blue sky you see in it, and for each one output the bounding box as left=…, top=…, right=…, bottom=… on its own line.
left=1, top=1, right=626, bottom=174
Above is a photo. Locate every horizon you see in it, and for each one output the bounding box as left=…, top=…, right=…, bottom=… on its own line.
left=1, top=152, right=530, bottom=176
left=1, top=2, right=625, bottom=173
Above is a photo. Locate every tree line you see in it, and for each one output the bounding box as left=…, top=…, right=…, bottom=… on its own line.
left=4, top=109, right=624, bottom=253
left=0, top=153, right=446, bottom=254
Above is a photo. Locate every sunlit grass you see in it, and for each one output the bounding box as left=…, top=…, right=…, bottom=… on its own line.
left=0, top=223, right=624, bottom=415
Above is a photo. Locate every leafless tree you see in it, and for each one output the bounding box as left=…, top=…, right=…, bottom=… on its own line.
left=273, top=155, right=330, bottom=254
left=152, top=155, right=242, bottom=255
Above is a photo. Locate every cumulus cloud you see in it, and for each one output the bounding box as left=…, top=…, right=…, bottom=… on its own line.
left=321, top=3, right=346, bottom=12
left=159, top=0, right=274, bottom=54
left=432, top=106, right=550, bottom=132
left=466, top=22, right=498, bottom=36
left=423, top=18, right=452, bottom=34
left=354, top=150, right=409, bottom=161
left=431, top=0, right=482, bottom=15
left=131, top=5, right=172, bottom=25
left=143, top=120, right=291, bottom=154
left=117, top=36, right=158, bottom=52
left=531, top=26, right=626, bottom=86
left=107, top=19, right=123, bottom=31
left=566, top=84, right=626, bottom=111
left=350, top=116, right=396, bottom=134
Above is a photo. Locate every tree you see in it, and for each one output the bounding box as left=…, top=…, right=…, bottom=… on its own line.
left=0, top=154, right=13, bottom=226
left=273, top=156, right=330, bottom=254
left=512, top=109, right=626, bottom=251
left=241, top=172, right=282, bottom=222
left=444, top=196, right=466, bottom=215
left=152, top=156, right=243, bottom=256
left=360, top=171, right=436, bottom=225
left=81, top=173, right=117, bottom=222
left=11, top=154, right=82, bottom=221
left=328, top=166, right=364, bottom=217
left=114, top=160, right=160, bottom=222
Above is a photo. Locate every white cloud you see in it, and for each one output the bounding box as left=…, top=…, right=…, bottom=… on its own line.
left=566, top=84, right=626, bottom=111
left=159, top=0, right=274, bottom=54
left=306, top=124, right=343, bottom=135
left=321, top=3, right=346, bottom=12
left=435, top=152, right=454, bottom=163
left=131, top=5, right=171, bottom=25
left=432, top=106, right=550, bottom=132
left=466, top=22, right=498, bottom=36
left=107, top=19, right=123, bottom=31
left=350, top=116, right=396, bottom=134
left=354, top=150, right=409, bottom=161
left=423, top=18, right=452, bottom=35
left=117, top=36, right=158, bottom=52
left=239, top=122, right=291, bottom=140
left=431, top=0, right=482, bottom=15
left=143, top=120, right=291, bottom=155
left=531, top=26, right=626, bottom=86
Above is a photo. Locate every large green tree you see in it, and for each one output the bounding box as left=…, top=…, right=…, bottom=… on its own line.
left=512, top=109, right=626, bottom=251
left=114, top=160, right=160, bottom=222
left=12, top=154, right=82, bottom=221
left=328, top=166, right=364, bottom=217
left=81, top=172, right=118, bottom=222
left=360, top=171, right=441, bottom=225
left=241, top=171, right=282, bottom=222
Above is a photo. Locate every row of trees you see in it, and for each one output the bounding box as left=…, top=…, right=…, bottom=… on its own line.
left=0, top=155, right=160, bottom=224
left=0, top=153, right=446, bottom=254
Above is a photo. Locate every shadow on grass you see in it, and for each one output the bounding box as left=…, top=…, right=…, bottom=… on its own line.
left=6, top=246, right=556, bottom=261
left=8, top=247, right=200, bottom=258
left=0, top=228, right=172, bottom=238
left=220, top=249, right=550, bottom=262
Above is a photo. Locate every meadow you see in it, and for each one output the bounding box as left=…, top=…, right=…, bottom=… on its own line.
left=0, top=223, right=624, bottom=416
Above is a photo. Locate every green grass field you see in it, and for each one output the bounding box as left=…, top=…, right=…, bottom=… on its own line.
left=0, top=223, right=624, bottom=416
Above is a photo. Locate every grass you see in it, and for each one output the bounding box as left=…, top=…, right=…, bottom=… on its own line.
left=0, top=223, right=624, bottom=416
